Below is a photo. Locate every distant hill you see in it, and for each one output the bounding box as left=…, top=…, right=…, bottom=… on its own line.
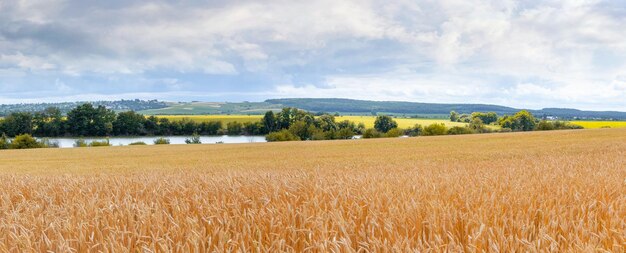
left=3, top=98, right=625, bottom=120
left=265, top=98, right=626, bottom=120
left=0, top=99, right=167, bottom=116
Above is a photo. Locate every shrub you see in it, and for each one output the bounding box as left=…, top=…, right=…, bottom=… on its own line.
left=74, top=139, right=88, bottom=147
left=335, top=128, right=355, bottom=139
left=384, top=128, right=404, bottom=138
left=422, top=123, right=447, bottom=136
left=154, top=137, right=170, bottom=145
left=185, top=133, right=202, bottom=144
left=10, top=134, right=43, bottom=149
left=447, top=126, right=475, bottom=135
left=265, top=130, right=300, bottom=142
left=362, top=128, right=382, bottom=139
left=89, top=139, right=111, bottom=147
left=404, top=124, right=423, bottom=137
left=39, top=138, right=59, bottom=148
left=129, top=141, right=147, bottom=145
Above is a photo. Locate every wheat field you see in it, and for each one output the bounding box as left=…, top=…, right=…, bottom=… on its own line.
left=0, top=129, right=624, bottom=252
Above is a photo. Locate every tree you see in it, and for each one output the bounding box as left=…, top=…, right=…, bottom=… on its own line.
left=262, top=111, right=277, bottom=133
left=449, top=111, right=459, bottom=122
left=33, top=107, right=63, bottom=137
left=113, top=111, right=146, bottom=136
left=0, top=133, right=9, bottom=149
left=226, top=121, right=243, bottom=135
left=66, top=103, right=116, bottom=136
left=471, top=112, right=498, bottom=125
left=2, top=112, right=33, bottom=137
left=498, top=110, right=536, bottom=131
left=374, top=115, right=398, bottom=133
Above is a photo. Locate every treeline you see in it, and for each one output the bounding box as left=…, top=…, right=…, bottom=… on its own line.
left=262, top=108, right=365, bottom=141
left=449, top=110, right=583, bottom=132
left=0, top=104, right=265, bottom=137
left=0, top=99, right=166, bottom=116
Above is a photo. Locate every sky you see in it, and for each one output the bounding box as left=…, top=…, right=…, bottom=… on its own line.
left=1, top=0, right=625, bottom=110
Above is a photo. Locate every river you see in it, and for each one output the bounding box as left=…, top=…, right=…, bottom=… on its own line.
left=42, top=136, right=267, bottom=148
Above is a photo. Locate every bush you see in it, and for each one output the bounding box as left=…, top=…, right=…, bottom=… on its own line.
left=154, top=137, right=170, bottom=145
left=74, top=139, right=88, bottom=147
left=422, top=123, right=447, bottom=136
left=185, top=133, right=202, bottom=144
left=535, top=120, right=584, bottom=131
left=10, top=134, right=43, bottom=149
left=89, top=139, right=111, bottom=147
left=129, top=141, right=147, bottom=145
left=362, top=128, right=382, bottom=139
left=447, top=126, right=475, bottom=135
left=404, top=124, right=423, bottom=137
left=266, top=129, right=300, bottom=142
left=39, top=138, right=59, bottom=148
left=384, top=128, right=404, bottom=138
left=335, top=128, right=355, bottom=139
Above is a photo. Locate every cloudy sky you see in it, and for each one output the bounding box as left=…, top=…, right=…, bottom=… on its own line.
left=1, top=0, right=625, bottom=110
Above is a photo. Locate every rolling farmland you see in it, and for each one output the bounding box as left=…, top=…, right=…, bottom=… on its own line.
left=0, top=128, right=624, bottom=251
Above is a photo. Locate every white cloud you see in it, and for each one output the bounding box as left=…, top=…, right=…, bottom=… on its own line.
left=0, top=0, right=625, bottom=110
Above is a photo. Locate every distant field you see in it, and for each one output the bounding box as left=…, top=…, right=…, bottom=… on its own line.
left=139, top=102, right=282, bottom=115
left=161, top=114, right=263, bottom=124
left=0, top=129, right=624, bottom=251
left=571, top=121, right=626, bottom=129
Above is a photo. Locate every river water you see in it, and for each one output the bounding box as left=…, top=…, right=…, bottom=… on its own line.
left=42, top=135, right=267, bottom=148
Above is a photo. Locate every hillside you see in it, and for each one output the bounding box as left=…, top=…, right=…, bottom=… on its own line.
left=0, top=99, right=166, bottom=116
left=266, top=98, right=626, bottom=120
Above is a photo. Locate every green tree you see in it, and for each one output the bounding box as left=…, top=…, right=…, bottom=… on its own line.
left=449, top=111, right=459, bottom=122
left=2, top=112, right=33, bottom=137
left=113, top=111, right=146, bottom=136
left=66, top=103, right=116, bottom=136
left=226, top=121, right=243, bottom=135
left=33, top=107, right=63, bottom=137
left=374, top=115, right=398, bottom=133
left=262, top=111, right=277, bottom=133
left=471, top=112, right=498, bottom=125
left=0, top=133, right=10, bottom=149
left=498, top=110, right=536, bottom=131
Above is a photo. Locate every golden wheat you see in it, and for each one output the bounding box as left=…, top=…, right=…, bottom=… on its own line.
left=0, top=129, right=624, bottom=252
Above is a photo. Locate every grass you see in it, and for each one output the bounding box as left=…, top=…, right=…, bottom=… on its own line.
left=0, top=128, right=624, bottom=251
left=570, top=120, right=626, bottom=129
